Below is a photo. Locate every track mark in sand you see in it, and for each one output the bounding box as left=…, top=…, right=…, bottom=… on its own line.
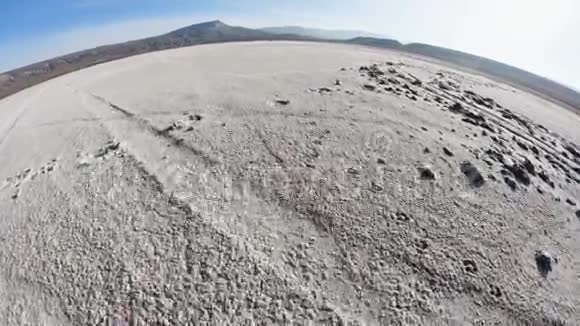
left=72, top=88, right=371, bottom=321
left=83, top=90, right=220, bottom=166
left=0, top=88, right=47, bottom=149
left=251, top=125, right=285, bottom=165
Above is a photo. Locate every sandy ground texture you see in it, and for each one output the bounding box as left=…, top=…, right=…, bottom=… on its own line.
left=0, top=41, right=579, bottom=325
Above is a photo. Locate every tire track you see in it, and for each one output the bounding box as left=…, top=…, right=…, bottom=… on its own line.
left=70, top=87, right=372, bottom=322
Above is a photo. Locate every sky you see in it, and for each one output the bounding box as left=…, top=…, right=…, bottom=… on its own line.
left=0, top=0, right=578, bottom=89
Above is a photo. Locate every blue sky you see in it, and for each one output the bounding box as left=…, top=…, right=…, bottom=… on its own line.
left=1, top=0, right=578, bottom=89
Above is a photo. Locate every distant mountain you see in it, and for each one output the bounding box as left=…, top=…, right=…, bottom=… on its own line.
left=0, top=20, right=313, bottom=100
left=344, top=37, right=403, bottom=49
left=260, top=26, right=388, bottom=40
left=1, top=20, right=578, bottom=112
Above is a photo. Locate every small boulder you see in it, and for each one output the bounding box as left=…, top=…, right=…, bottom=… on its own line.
left=535, top=250, right=557, bottom=278
left=566, top=198, right=576, bottom=206
left=449, top=102, right=465, bottom=114
left=504, top=177, right=517, bottom=191
left=460, top=161, right=485, bottom=187
left=418, top=166, right=436, bottom=180
left=443, top=147, right=454, bottom=157
left=363, top=84, right=376, bottom=91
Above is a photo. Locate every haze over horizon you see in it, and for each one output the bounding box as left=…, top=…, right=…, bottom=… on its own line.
left=1, top=0, right=578, bottom=89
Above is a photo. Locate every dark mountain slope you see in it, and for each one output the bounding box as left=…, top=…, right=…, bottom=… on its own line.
left=402, top=43, right=580, bottom=110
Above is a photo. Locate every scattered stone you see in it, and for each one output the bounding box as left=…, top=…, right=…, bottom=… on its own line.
left=566, top=199, right=576, bottom=206
left=370, top=181, right=384, bottom=192
left=363, top=84, right=376, bottom=91
left=516, top=141, right=529, bottom=151
left=522, top=158, right=536, bottom=176
left=564, top=144, right=580, bottom=159
left=421, top=127, right=428, bottom=132
left=449, top=102, right=464, bottom=114
left=438, top=80, right=453, bottom=91
left=443, top=147, right=454, bottom=157
left=188, top=114, right=202, bottom=121
left=423, top=147, right=431, bottom=154
left=319, top=87, right=333, bottom=93
left=275, top=99, right=290, bottom=106
left=460, top=161, right=485, bottom=187
left=505, top=163, right=531, bottom=186
left=334, top=79, right=342, bottom=86
left=347, top=167, right=360, bottom=175
left=535, top=250, right=557, bottom=278
left=11, top=189, right=20, bottom=200
left=418, top=166, right=436, bottom=180
left=538, top=171, right=555, bottom=188
left=377, top=158, right=386, bottom=165
left=95, top=140, right=121, bottom=158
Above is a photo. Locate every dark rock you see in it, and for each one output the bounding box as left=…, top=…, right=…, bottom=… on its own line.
left=438, top=80, right=453, bottom=90
left=505, top=164, right=531, bottom=186
left=189, top=114, right=202, bottom=121
left=536, top=187, right=544, bottom=194
left=423, top=147, right=431, bottom=154
left=516, top=141, right=528, bottom=151
left=377, top=158, right=386, bottom=165
left=462, top=259, right=478, bottom=273
left=576, top=210, right=580, bottom=219
left=319, top=87, right=333, bottom=93
left=531, top=146, right=540, bottom=156
left=462, top=118, right=480, bottom=127
left=449, top=102, right=465, bottom=113
left=335, top=79, right=342, bottom=86
left=347, top=167, right=360, bottom=175
left=460, top=161, right=485, bottom=187
left=421, top=127, right=428, bottom=131
left=566, top=199, right=576, bottom=206
left=275, top=99, right=290, bottom=105
left=485, top=149, right=504, bottom=163
left=504, top=177, right=517, bottom=191
left=564, top=144, right=580, bottom=159
left=418, top=166, right=436, bottom=180
left=443, top=147, right=454, bottom=157
left=363, top=84, right=376, bottom=91
left=523, top=158, right=536, bottom=176
left=463, top=111, right=486, bottom=123
left=538, top=171, right=555, bottom=188
left=535, top=250, right=556, bottom=278
left=411, top=79, right=422, bottom=86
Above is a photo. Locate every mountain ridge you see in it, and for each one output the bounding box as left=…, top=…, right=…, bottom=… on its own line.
left=1, top=20, right=578, bottom=112
left=260, top=25, right=388, bottom=40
